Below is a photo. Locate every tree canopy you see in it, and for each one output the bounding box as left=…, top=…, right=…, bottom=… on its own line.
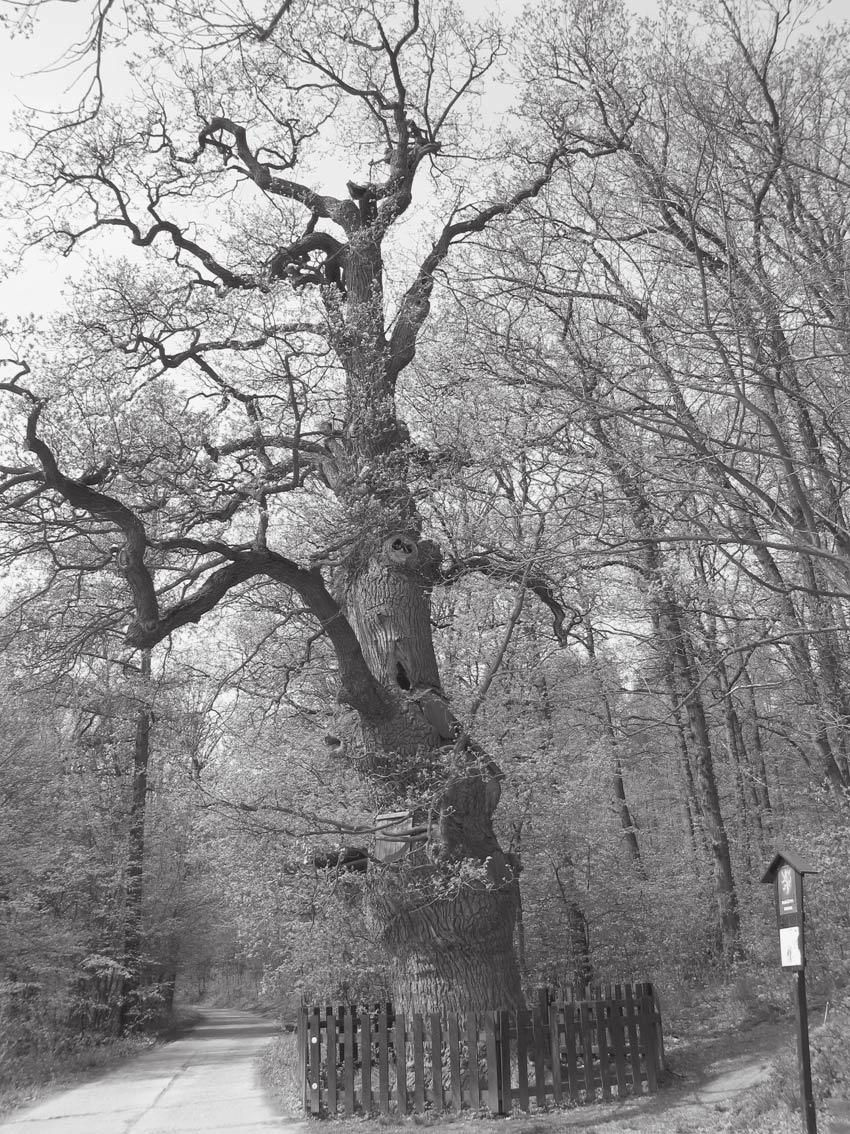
left=2, top=0, right=850, bottom=1026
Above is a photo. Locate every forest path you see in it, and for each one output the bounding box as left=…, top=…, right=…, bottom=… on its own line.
left=0, top=1007, right=303, bottom=1134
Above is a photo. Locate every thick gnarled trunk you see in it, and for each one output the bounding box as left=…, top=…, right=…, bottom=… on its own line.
left=338, top=536, right=523, bottom=1013
left=313, top=206, right=529, bottom=1013
left=380, top=882, right=523, bottom=1016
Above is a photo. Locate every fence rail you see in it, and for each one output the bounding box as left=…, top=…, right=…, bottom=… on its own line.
left=297, top=982, right=664, bottom=1117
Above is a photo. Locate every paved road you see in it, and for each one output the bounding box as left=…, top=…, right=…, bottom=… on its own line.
left=0, top=1008, right=300, bottom=1134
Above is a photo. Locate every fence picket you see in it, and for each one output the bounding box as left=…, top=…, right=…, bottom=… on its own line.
left=623, top=984, right=643, bottom=1094
left=648, top=983, right=666, bottom=1072
left=297, top=1010, right=306, bottom=1113
left=611, top=985, right=629, bottom=1097
left=466, top=1013, right=480, bottom=1110
left=378, top=1007, right=389, bottom=1113
left=532, top=1003, right=547, bottom=1109
left=516, top=1008, right=530, bottom=1112
left=548, top=1003, right=562, bottom=1106
left=595, top=997, right=612, bottom=1102
left=498, top=1010, right=512, bottom=1114
left=309, top=1008, right=321, bottom=1115
left=298, top=982, right=663, bottom=1119
left=343, top=1007, right=355, bottom=1113
left=412, top=1013, right=425, bottom=1113
left=563, top=1001, right=580, bottom=1102
left=394, top=1010, right=407, bottom=1115
left=579, top=1000, right=595, bottom=1100
left=448, top=1013, right=462, bottom=1111
left=430, top=1012, right=443, bottom=1112
left=326, top=1007, right=337, bottom=1114
left=638, top=992, right=658, bottom=1094
left=360, top=1010, right=371, bottom=1113
left=484, top=1012, right=500, bottom=1114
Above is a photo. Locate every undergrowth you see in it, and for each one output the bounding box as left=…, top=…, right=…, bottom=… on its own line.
left=0, top=1003, right=201, bottom=1118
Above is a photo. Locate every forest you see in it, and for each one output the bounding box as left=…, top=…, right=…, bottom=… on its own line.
left=1, top=0, right=850, bottom=1119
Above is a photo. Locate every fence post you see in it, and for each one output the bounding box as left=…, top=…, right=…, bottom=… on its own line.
left=498, top=1009, right=512, bottom=1115
left=297, top=1008, right=307, bottom=1114
left=485, top=1011, right=500, bottom=1114
left=325, top=1005, right=337, bottom=1115
left=308, top=1007, right=322, bottom=1116
left=647, top=982, right=666, bottom=1073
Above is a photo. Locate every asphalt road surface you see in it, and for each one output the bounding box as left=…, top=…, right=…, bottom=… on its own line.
left=0, top=1007, right=298, bottom=1134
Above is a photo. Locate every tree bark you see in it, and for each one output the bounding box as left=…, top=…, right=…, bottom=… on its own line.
left=336, top=538, right=523, bottom=1013
left=120, top=648, right=151, bottom=1034
left=657, top=600, right=741, bottom=958
left=585, top=621, right=643, bottom=871
left=318, top=213, right=525, bottom=1013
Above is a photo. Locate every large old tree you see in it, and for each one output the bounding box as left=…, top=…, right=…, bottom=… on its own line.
left=0, top=0, right=584, bottom=1011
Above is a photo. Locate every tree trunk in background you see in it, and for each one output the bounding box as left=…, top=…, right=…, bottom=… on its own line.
left=553, top=862, right=593, bottom=993
left=120, top=648, right=151, bottom=1034
left=658, top=600, right=741, bottom=957
left=584, top=397, right=740, bottom=956
left=665, top=671, right=705, bottom=869
left=740, top=663, right=773, bottom=822
left=586, top=622, right=643, bottom=871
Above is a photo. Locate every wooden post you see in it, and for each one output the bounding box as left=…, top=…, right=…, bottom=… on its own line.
left=448, top=1014, right=463, bottom=1111
left=308, top=1007, right=321, bottom=1115
left=378, top=1007, right=390, bottom=1114
left=394, top=1010, right=407, bottom=1116
left=761, top=850, right=820, bottom=1134
left=360, top=1010, right=371, bottom=1114
left=430, top=1012, right=443, bottom=1112
left=531, top=1003, right=547, bottom=1109
left=466, top=1013, right=481, bottom=1110
left=548, top=1002, right=563, bottom=1106
left=326, top=1006, right=337, bottom=1114
left=516, top=1008, right=530, bottom=1112
left=563, top=1001, right=580, bottom=1102
left=579, top=999, right=595, bottom=1099
left=498, top=1009, right=512, bottom=1114
left=297, top=1009, right=307, bottom=1113
left=412, top=1013, right=425, bottom=1113
left=795, top=971, right=817, bottom=1134
left=343, top=1007, right=355, bottom=1114
left=485, top=1012, right=500, bottom=1114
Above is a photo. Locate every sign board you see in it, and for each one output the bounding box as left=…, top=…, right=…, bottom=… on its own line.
left=760, top=850, right=820, bottom=1134
left=780, top=925, right=803, bottom=969
left=374, top=813, right=427, bottom=864
left=761, top=848, right=818, bottom=971
left=374, top=812, right=413, bottom=864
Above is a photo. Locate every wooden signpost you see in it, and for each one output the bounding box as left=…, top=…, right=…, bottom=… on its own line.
left=761, top=849, right=819, bottom=1134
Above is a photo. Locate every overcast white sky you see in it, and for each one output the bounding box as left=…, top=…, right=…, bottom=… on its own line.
left=0, top=0, right=838, bottom=323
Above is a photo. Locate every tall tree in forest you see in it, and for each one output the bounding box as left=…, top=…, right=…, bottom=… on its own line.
left=431, top=0, right=850, bottom=955
left=0, top=0, right=588, bottom=1011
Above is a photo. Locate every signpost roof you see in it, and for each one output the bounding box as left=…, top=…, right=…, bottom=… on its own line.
left=760, top=848, right=820, bottom=883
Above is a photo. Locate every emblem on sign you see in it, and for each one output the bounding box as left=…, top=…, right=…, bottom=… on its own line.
left=778, top=864, right=798, bottom=914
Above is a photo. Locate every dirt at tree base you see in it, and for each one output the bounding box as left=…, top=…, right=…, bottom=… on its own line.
left=533, top=1017, right=795, bottom=1132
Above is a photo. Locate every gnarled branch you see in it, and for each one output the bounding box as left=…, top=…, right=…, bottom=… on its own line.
left=441, top=553, right=581, bottom=647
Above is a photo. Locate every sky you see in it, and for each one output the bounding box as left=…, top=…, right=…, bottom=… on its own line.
left=0, top=0, right=667, bottom=320
left=0, top=0, right=840, bottom=324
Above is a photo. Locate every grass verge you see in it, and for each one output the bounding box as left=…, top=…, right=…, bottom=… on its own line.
left=0, top=1002, right=204, bottom=1119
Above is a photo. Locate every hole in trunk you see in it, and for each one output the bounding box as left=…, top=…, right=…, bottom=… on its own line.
left=395, top=662, right=411, bottom=690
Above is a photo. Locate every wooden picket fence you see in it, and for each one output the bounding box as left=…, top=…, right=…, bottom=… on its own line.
left=297, top=982, right=664, bottom=1117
